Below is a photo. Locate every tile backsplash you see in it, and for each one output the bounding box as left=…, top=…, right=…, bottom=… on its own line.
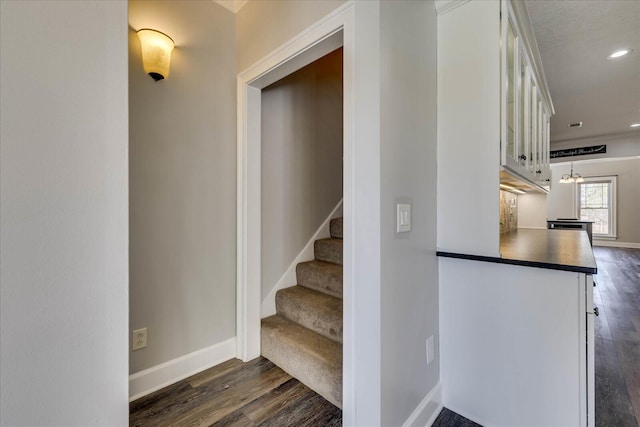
left=500, top=190, right=518, bottom=233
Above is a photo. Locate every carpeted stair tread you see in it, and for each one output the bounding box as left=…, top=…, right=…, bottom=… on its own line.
left=276, top=286, right=342, bottom=343
left=296, top=260, right=343, bottom=298
left=261, top=315, right=342, bottom=408
left=330, top=217, right=343, bottom=239
left=314, top=238, right=343, bottom=265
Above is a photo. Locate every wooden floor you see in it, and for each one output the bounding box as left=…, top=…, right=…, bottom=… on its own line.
left=431, top=408, right=481, bottom=427
left=129, top=357, right=341, bottom=426
left=131, top=247, right=640, bottom=427
left=593, top=246, right=640, bottom=427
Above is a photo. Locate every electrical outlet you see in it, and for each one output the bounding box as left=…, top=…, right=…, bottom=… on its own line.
left=426, top=335, right=434, bottom=365
left=132, top=328, right=147, bottom=351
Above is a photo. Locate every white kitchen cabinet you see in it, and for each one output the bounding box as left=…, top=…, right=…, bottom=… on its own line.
left=525, top=72, right=540, bottom=176
left=543, top=104, right=552, bottom=185
left=440, top=257, right=595, bottom=426
left=503, top=16, right=518, bottom=172
left=532, top=93, right=552, bottom=187
left=499, top=0, right=554, bottom=190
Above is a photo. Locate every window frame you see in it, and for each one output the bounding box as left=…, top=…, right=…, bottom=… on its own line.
left=576, top=176, right=617, bottom=239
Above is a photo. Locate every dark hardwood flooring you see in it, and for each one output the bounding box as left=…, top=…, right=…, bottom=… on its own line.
left=593, top=246, right=640, bottom=427
left=130, top=247, right=639, bottom=427
left=431, top=408, right=481, bottom=427
left=129, top=357, right=341, bottom=426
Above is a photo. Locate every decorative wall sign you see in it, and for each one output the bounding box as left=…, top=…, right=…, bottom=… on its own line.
left=550, top=144, right=606, bottom=159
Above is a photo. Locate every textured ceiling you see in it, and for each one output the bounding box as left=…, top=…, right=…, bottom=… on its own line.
left=526, top=0, right=640, bottom=143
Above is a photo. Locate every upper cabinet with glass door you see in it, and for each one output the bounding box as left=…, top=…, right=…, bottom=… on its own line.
left=503, top=18, right=518, bottom=171
left=500, top=0, right=554, bottom=191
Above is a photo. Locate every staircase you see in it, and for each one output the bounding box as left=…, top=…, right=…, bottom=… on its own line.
left=261, top=217, right=343, bottom=408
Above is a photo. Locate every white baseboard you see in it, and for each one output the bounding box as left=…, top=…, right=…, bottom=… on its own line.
left=593, top=240, right=640, bottom=249
left=261, top=199, right=343, bottom=318
left=402, top=382, right=443, bottom=427
left=129, top=337, right=236, bottom=402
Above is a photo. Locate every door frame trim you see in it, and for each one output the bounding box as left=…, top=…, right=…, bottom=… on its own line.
left=235, top=1, right=356, bottom=418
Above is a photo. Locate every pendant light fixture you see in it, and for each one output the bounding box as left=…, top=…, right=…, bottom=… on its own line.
left=558, top=162, right=584, bottom=184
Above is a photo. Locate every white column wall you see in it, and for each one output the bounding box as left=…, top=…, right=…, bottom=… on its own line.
left=1, top=1, right=129, bottom=425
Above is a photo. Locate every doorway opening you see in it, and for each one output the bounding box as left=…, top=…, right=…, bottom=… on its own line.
left=260, top=46, right=344, bottom=314
left=236, top=4, right=355, bottom=417
left=260, top=46, right=344, bottom=407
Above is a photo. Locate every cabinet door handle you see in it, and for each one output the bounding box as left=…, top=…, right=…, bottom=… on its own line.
left=536, top=170, right=542, bottom=174
left=593, top=306, right=599, bottom=316
left=519, top=154, right=527, bottom=160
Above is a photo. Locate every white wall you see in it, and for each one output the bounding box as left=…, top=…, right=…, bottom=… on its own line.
left=129, top=1, right=237, bottom=374
left=236, top=0, right=347, bottom=72
left=548, top=158, right=640, bottom=245
left=437, top=0, right=501, bottom=257
left=547, top=164, right=578, bottom=220
left=0, top=1, right=129, bottom=425
left=261, top=49, right=343, bottom=299
left=551, top=131, right=640, bottom=163
left=379, top=1, right=440, bottom=425
left=518, top=193, right=548, bottom=229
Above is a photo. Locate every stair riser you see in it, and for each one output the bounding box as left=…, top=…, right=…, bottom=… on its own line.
left=314, top=239, right=343, bottom=265
left=261, top=226, right=344, bottom=410
left=276, top=288, right=342, bottom=343
left=296, top=262, right=342, bottom=298
left=262, top=317, right=342, bottom=408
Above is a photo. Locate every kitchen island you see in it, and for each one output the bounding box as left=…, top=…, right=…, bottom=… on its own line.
left=547, top=219, right=595, bottom=246
left=438, top=229, right=596, bottom=426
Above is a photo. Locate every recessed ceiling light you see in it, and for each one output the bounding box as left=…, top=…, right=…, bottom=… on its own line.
left=607, top=49, right=632, bottom=59
left=631, top=123, right=640, bottom=128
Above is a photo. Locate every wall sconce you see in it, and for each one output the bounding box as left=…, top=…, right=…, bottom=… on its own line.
left=137, top=29, right=175, bottom=81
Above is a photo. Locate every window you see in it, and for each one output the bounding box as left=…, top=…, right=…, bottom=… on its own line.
left=577, top=176, right=617, bottom=238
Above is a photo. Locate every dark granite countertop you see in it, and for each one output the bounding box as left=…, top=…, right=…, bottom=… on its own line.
left=437, top=229, right=597, bottom=274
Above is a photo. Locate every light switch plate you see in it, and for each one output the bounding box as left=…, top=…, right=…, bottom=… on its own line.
left=397, top=203, right=411, bottom=232
left=426, top=335, right=434, bottom=364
